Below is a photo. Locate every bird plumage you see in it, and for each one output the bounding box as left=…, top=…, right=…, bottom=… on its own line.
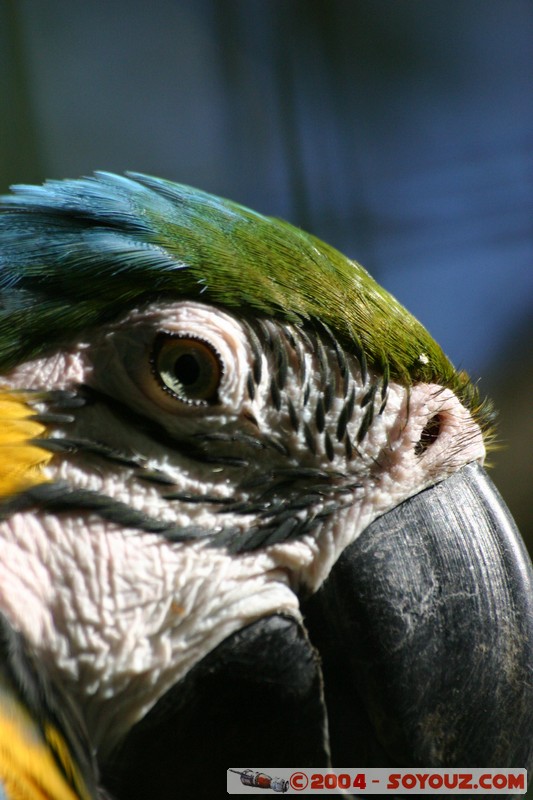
left=0, top=172, right=491, bottom=433
left=0, top=173, right=530, bottom=800
left=0, top=613, right=100, bottom=800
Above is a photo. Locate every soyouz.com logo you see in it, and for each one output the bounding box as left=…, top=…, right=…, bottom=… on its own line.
left=227, top=768, right=527, bottom=794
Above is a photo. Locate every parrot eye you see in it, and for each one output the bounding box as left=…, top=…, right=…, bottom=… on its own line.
left=151, top=334, right=223, bottom=405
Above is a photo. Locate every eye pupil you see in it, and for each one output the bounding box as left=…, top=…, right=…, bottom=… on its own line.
left=173, top=354, right=200, bottom=386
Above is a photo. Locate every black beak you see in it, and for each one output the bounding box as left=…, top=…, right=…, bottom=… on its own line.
left=105, top=462, right=533, bottom=799
left=304, top=461, right=533, bottom=770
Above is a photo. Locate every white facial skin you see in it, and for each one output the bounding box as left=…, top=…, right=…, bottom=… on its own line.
left=0, top=301, right=485, bottom=757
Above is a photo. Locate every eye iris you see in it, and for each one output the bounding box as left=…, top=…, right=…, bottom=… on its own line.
left=154, top=336, right=222, bottom=405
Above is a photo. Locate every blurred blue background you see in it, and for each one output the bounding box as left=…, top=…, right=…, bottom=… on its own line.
left=1, top=0, right=532, bottom=555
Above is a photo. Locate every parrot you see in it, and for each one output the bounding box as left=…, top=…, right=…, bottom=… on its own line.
left=0, top=172, right=531, bottom=800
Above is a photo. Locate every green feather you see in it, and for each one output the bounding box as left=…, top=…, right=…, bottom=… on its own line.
left=0, top=172, right=493, bottom=436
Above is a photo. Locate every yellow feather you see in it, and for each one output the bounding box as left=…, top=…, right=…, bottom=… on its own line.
left=0, top=696, right=82, bottom=800
left=0, top=392, right=53, bottom=499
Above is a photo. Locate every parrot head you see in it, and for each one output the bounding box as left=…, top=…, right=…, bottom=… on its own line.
left=0, top=173, right=531, bottom=799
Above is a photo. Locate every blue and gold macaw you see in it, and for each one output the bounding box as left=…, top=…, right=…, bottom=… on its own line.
left=0, top=173, right=532, bottom=799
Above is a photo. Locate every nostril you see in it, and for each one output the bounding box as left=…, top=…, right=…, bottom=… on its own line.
left=415, top=414, right=442, bottom=456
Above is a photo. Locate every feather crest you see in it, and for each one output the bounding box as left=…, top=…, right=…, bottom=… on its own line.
left=0, top=172, right=493, bottom=435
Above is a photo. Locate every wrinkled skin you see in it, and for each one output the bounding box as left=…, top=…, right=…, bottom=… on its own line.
left=0, top=300, right=487, bottom=758
left=0, top=173, right=531, bottom=800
